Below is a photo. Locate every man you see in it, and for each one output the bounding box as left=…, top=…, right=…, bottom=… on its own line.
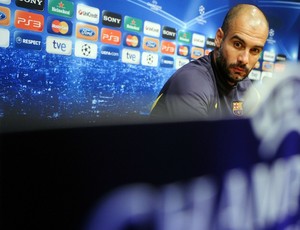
left=150, top=4, right=269, bottom=121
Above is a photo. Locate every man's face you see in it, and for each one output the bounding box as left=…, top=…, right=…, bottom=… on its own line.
left=215, top=43, right=251, bottom=84
left=215, top=14, right=268, bottom=84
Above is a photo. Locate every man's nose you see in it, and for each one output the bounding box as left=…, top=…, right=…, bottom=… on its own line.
left=238, top=50, right=249, bottom=64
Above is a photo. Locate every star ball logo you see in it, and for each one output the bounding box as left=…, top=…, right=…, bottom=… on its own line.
left=75, top=40, right=97, bottom=59
left=142, top=51, right=158, bottom=67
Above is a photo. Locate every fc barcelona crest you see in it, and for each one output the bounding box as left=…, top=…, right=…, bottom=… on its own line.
left=232, top=101, right=243, bottom=116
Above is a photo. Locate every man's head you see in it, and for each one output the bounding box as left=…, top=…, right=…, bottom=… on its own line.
left=213, top=4, right=269, bottom=85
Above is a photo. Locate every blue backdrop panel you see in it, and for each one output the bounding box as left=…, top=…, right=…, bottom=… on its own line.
left=0, top=0, right=299, bottom=124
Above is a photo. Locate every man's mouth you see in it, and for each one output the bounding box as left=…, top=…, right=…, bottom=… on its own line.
left=232, top=67, right=245, bottom=73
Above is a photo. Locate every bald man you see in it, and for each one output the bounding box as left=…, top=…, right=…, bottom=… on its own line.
left=150, top=4, right=269, bottom=121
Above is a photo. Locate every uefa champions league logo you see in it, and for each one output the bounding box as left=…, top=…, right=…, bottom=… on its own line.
left=197, top=5, right=207, bottom=24
left=247, top=63, right=300, bottom=159
left=267, top=28, right=276, bottom=44
left=148, top=0, right=162, bottom=11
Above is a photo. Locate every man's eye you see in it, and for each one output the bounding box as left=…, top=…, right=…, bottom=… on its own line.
left=251, top=48, right=261, bottom=54
left=234, top=42, right=242, bottom=48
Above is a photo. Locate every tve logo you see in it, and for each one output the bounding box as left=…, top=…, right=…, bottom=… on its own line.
left=141, top=52, right=158, bottom=67
left=143, top=20, right=160, bottom=37
left=0, top=28, right=9, bottom=48
left=122, top=48, right=140, bottom=65
left=0, top=6, right=10, bottom=26
left=16, top=0, right=45, bottom=11
left=175, top=57, right=189, bottom=69
left=75, top=40, right=97, bottom=59
left=15, top=10, right=44, bottom=32
left=47, top=16, right=72, bottom=36
left=46, top=36, right=72, bottom=55
left=76, top=4, right=99, bottom=24
left=101, top=28, right=121, bottom=46
left=76, top=23, right=98, bottom=41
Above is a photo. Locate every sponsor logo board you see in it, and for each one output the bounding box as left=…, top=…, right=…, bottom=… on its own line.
left=75, top=40, right=97, bottom=59
left=100, top=45, right=119, bottom=60
left=47, top=16, right=72, bottom=36
left=141, top=51, right=158, bottom=67
left=0, top=28, right=9, bottom=47
left=76, top=23, right=98, bottom=41
left=76, top=4, right=99, bottom=24
left=48, top=0, right=74, bottom=18
left=0, top=6, right=10, bottom=26
left=14, top=31, right=42, bottom=50
left=14, top=10, right=44, bottom=32
left=46, top=35, right=72, bottom=55
left=122, top=48, right=140, bottom=64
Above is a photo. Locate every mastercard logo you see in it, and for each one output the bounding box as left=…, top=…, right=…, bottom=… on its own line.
left=52, top=20, right=69, bottom=34
left=178, top=45, right=189, bottom=56
left=47, top=17, right=72, bottom=36
left=125, top=34, right=139, bottom=47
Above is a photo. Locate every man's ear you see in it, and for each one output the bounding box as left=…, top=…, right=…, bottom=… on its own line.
left=214, top=28, right=224, bottom=48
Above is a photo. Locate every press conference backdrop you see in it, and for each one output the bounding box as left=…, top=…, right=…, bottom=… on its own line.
left=0, top=0, right=299, bottom=127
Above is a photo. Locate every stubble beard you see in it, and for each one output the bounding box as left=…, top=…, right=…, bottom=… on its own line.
left=216, top=45, right=251, bottom=84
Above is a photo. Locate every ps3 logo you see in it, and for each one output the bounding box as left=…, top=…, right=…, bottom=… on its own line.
left=101, top=28, right=121, bottom=45
left=17, top=16, right=41, bottom=27
left=14, top=10, right=44, bottom=32
left=161, top=41, right=175, bottom=55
